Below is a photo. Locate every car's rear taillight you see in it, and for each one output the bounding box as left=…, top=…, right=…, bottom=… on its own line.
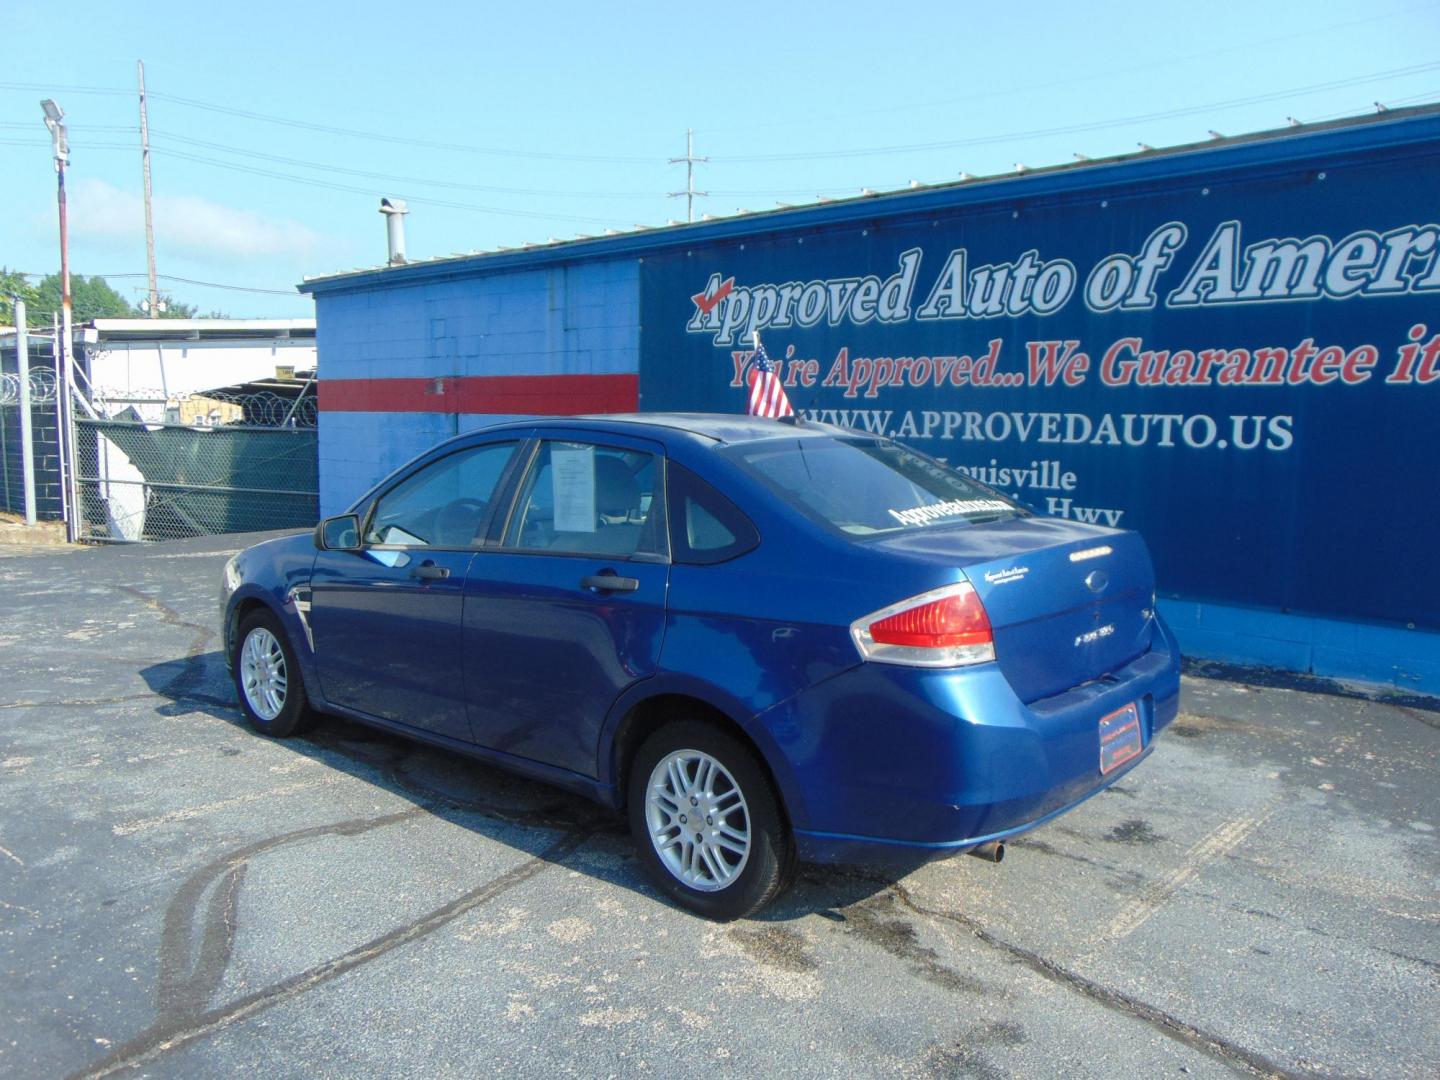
left=851, top=583, right=995, bottom=667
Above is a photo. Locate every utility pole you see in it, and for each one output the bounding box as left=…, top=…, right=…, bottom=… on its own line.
left=667, top=128, right=708, bottom=223
left=138, top=60, right=159, bottom=316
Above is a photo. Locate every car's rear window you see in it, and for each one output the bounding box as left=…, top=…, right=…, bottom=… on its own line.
left=724, top=436, right=1026, bottom=537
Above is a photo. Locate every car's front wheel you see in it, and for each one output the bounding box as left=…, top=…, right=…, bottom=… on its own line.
left=627, top=720, right=794, bottom=920
left=234, top=609, right=314, bottom=738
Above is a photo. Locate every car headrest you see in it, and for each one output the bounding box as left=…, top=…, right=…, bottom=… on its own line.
left=595, top=456, right=641, bottom=517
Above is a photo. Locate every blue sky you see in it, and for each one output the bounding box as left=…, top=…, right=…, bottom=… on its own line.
left=3, top=0, right=1438, bottom=318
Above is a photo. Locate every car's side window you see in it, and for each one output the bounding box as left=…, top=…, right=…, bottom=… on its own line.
left=504, top=440, right=666, bottom=559
left=365, top=442, right=517, bottom=548
left=668, top=462, right=759, bottom=565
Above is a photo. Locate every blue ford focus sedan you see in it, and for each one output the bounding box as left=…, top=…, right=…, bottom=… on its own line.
left=222, top=414, right=1179, bottom=918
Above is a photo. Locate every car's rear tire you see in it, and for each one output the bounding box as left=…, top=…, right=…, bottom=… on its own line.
left=627, top=720, right=794, bottom=920
left=234, top=609, right=314, bottom=738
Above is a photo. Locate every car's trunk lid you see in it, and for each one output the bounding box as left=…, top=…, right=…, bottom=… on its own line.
left=869, top=517, right=1156, bottom=703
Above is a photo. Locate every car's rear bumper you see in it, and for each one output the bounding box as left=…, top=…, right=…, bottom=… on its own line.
left=759, top=616, right=1181, bottom=866
left=791, top=750, right=1152, bottom=865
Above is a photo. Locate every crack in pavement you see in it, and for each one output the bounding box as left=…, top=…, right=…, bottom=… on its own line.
left=151, top=810, right=426, bottom=1024
left=158, top=861, right=248, bottom=1018
left=809, top=865, right=1303, bottom=1079
left=113, top=585, right=216, bottom=644
left=65, top=703, right=607, bottom=1077
left=1393, top=703, right=1440, bottom=732
left=886, top=881, right=1308, bottom=1080
left=113, top=585, right=216, bottom=705
left=0, top=694, right=163, bottom=710
left=70, top=818, right=591, bottom=1079
left=112, top=778, right=349, bottom=837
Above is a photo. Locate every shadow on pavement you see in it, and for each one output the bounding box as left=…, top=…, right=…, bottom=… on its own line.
left=136, top=651, right=898, bottom=922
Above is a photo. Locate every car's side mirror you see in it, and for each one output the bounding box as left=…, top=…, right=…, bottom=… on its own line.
left=315, top=514, right=362, bottom=551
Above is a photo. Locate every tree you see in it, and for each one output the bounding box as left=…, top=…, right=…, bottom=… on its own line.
left=31, top=273, right=140, bottom=322
left=1, top=268, right=42, bottom=325
left=4, top=269, right=203, bottom=325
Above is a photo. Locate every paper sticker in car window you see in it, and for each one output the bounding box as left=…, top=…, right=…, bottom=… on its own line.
left=552, top=445, right=597, bottom=533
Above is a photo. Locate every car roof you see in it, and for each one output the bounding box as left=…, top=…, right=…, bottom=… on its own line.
left=477, top=412, right=855, bottom=446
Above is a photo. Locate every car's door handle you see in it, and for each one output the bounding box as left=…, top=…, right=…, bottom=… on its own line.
left=411, top=563, right=450, bottom=580
left=581, top=574, right=639, bottom=593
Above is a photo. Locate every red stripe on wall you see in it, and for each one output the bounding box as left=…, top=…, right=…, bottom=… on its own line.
left=318, top=374, right=639, bottom=415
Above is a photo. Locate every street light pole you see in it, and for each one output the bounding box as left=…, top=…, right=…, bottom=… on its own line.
left=41, top=98, right=77, bottom=541
left=41, top=100, right=71, bottom=363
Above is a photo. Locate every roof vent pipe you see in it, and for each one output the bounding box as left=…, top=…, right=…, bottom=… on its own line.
left=380, top=198, right=409, bottom=265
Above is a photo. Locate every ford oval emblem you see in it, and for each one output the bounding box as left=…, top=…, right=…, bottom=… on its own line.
left=1085, top=570, right=1109, bottom=593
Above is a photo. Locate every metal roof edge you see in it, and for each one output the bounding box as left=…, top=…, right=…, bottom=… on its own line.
left=83, top=318, right=316, bottom=344
left=298, top=103, right=1440, bottom=297
left=88, top=318, right=315, bottom=332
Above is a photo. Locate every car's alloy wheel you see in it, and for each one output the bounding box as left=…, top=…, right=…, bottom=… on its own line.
left=645, top=749, right=752, bottom=892
left=240, top=625, right=287, bottom=721
left=234, top=610, right=314, bottom=738
left=628, top=720, right=794, bottom=920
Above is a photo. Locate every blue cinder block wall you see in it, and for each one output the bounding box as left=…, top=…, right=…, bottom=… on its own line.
left=314, top=260, right=640, bottom=515
left=1159, top=600, right=1438, bottom=695
left=0, top=346, right=63, bottom=520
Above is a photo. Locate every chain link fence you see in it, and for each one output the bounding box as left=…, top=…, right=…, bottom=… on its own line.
left=73, top=385, right=318, bottom=542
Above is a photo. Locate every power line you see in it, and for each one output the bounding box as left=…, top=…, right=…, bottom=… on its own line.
left=7, top=268, right=298, bottom=297
left=0, top=121, right=135, bottom=132
left=144, top=145, right=631, bottom=225
left=0, top=81, right=129, bottom=96
left=0, top=138, right=134, bottom=149
left=0, top=129, right=857, bottom=200
left=7, top=72, right=1435, bottom=231
left=709, top=185, right=893, bottom=197
left=147, top=90, right=658, bottom=165
left=0, top=80, right=658, bottom=164
left=145, top=130, right=662, bottom=199
left=110, top=126, right=863, bottom=201
left=1311, top=87, right=1440, bottom=122
left=105, top=273, right=298, bottom=296
left=5, top=124, right=670, bottom=202
left=152, top=126, right=859, bottom=198
left=696, top=1, right=1440, bottom=136
left=2, top=134, right=637, bottom=226
left=6, top=11, right=1436, bottom=171
left=707, top=62, right=1440, bottom=162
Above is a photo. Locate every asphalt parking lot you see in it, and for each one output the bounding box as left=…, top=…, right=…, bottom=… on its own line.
left=0, top=533, right=1436, bottom=1079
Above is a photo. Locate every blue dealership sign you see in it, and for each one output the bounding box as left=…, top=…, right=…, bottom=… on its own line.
left=639, top=128, right=1440, bottom=629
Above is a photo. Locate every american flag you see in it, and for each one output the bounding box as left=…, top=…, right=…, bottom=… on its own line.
left=747, top=338, right=795, bottom=418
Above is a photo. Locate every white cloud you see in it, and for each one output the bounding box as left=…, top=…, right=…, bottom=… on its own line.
left=67, top=178, right=325, bottom=262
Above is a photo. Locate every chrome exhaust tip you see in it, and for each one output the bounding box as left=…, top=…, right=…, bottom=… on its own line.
left=966, top=840, right=1005, bottom=863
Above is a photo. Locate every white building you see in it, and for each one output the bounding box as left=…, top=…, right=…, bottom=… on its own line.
left=80, top=318, right=316, bottom=419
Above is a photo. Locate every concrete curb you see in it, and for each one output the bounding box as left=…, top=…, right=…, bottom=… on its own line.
left=0, top=513, right=69, bottom=547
